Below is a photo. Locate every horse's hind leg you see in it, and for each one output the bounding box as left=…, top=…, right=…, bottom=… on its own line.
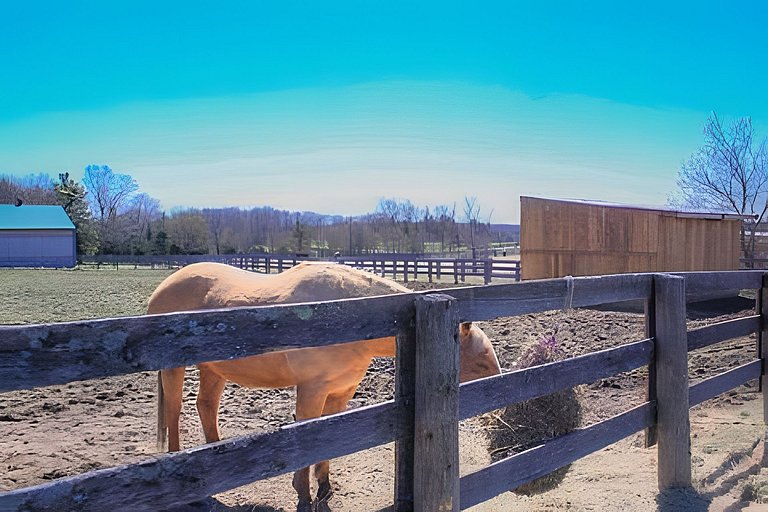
left=159, top=367, right=185, bottom=452
left=293, top=384, right=329, bottom=512
left=314, top=384, right=358, bottom=508
left=196, top=365, right=227, bottom=444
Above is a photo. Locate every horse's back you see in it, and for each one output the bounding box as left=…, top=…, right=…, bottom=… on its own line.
left=265, top=261, right=410, bottom=303
left=147, top=262, right=268, bottom=313
left=149, top=261, right=409, bottom=315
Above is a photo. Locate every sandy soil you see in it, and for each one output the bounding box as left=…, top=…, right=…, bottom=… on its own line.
left=1, top=294, right=766, bottom=511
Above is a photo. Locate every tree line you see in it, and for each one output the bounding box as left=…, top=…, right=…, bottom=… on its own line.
left=0, top=166, right=499, bottom=258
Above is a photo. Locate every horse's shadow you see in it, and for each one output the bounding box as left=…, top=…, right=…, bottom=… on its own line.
left=163, top=497, right=286, bottom=512
left=163, top=497, right=392, bottom=512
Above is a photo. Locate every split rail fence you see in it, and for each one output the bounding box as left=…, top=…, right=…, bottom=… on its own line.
left=0, top=270, right=765, bottom=510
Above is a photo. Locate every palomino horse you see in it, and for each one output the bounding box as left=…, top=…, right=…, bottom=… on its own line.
left=149, top=261, right=501, bottom=512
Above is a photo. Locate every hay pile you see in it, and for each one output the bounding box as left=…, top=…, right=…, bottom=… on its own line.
left=484, top=331, right=583, bottom=495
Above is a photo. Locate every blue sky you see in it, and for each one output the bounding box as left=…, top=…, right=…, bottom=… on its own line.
left=1, top=1, right=766, bottom=223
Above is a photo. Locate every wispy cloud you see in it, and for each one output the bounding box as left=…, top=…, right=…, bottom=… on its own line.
left=0, top=80, right=704, bottom=222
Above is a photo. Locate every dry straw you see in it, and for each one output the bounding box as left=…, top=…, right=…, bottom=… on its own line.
left=483, top=328, right=583, bottom=495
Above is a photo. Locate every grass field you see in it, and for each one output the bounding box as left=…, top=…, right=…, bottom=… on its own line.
left=0, top=268, right=174, bottom=325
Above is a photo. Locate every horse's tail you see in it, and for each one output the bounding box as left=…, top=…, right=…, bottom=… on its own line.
left=156, top=371, right=167, bottom=452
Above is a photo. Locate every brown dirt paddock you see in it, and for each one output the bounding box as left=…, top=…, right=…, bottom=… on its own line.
left=1, top=269, right=766, bottom=511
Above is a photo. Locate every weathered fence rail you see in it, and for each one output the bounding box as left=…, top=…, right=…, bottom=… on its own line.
left=0, top=270, right=764, bottom=511
left=79, top=253, right=522, bottom=283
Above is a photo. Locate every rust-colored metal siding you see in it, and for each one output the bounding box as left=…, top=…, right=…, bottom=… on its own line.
left=521, top=197, right=741, bottom=280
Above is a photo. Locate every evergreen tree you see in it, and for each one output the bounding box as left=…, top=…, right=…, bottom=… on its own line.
left=55, top=172, right=100, bottom=256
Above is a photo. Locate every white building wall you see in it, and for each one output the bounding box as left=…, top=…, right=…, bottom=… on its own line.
left=0, top=230, right=76, bottom=267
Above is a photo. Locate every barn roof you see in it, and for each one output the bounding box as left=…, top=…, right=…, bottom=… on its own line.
left=524, top=197, right=756, bottom=221
left=0, top=204, right=76, bottom=230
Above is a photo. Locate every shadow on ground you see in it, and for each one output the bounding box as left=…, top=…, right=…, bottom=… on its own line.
left=164, top=497, right=286, bottom=512
left=656, top=488, right=711, bottom=511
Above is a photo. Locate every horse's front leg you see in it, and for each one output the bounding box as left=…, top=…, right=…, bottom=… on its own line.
left=293, top=385, right=329, bottom=512
left=313, top=384, right=358, bottom=511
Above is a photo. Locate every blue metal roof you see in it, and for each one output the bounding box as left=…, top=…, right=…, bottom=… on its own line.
left=0, top=204, right=76, bottom=230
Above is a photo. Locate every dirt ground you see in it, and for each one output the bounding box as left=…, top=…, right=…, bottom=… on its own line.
left=1, top=277, right=767, bottom=511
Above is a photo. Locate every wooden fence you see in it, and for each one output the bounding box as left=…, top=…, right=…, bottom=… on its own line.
left=0, top=270, right=765, bottom=510
left=328, top=257, right=521, bottom=283
left=79, top=253, right=523, bottom=283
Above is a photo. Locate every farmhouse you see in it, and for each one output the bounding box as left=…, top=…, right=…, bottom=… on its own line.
left=521, top=196, right=752, bottom=280
left=0, top=204, right=76, bottom=268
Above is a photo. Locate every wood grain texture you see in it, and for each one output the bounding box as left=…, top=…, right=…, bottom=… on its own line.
left=439, top=273, right=652, bottom=322
left=1, top=272, right=656, bottom=394
left=394, top=311, right=417, bottom=512
left=675, top=270, right=763, bottom=294
left=413, top=294, right=460, bottom=512
left=653, top=274, right=692, bottom=489
left=459, top=339, right=653, bottom=420
left=460, top=402, right=655, bottom=509
left=645, top=292, right=658, bottom=448
left=689, top=360, right=761, bottom=407
left=761, top=274, right=768, bottom=418
left=687, top=315, right=759, bottom=352
left=520, top=196, right=742, bottom=279
left=0, top=293, right=413, bottom=392
left=0, top=400, right=398, bottom=512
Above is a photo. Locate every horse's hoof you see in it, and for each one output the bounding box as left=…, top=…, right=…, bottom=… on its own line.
left=315, top=500, right=332, bottom=512
left=296, top=500, right=313, bottom=512
left=316, top=482, right=334, bottom=503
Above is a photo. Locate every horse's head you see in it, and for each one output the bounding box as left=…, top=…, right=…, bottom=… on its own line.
left=458, top=322, right=501, bottom=382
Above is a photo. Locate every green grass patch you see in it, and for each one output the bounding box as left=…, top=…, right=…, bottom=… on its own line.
left=0, top=267, right=173, bottom=325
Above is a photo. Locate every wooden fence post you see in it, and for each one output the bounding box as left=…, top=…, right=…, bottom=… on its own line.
left=394, top=307, right=417, bottom=512
left=759, top=274, right=768, bottom=421
left=653, top=274, right=692, bottom=489
left=483, top=259, right=492, bottom=284
left=757, top=273, right=768, bottom=467
left=644, top=276, right=657, bottom=448
left=413, top=294, right=460, bottom=512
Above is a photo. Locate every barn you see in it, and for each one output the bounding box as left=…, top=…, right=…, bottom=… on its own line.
left=520, top=196, right=751, bottom=280
left=0, top=204, right=77, bottom=268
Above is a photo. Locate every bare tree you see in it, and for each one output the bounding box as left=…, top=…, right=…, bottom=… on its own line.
left=128, top=193, right=162, bottom=254
left=82, top=165, right=139, bottom=223
left=0, top=173, right=56, bottom=204
left=203, top=208, right=224, bottom=255
left=464, top=196, right=481, bottom=258
left=433, top=203, right=456, bottom=252
left=293, top=213, right=306, bottom=253
left=674, top=113, right=768, bottom=261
